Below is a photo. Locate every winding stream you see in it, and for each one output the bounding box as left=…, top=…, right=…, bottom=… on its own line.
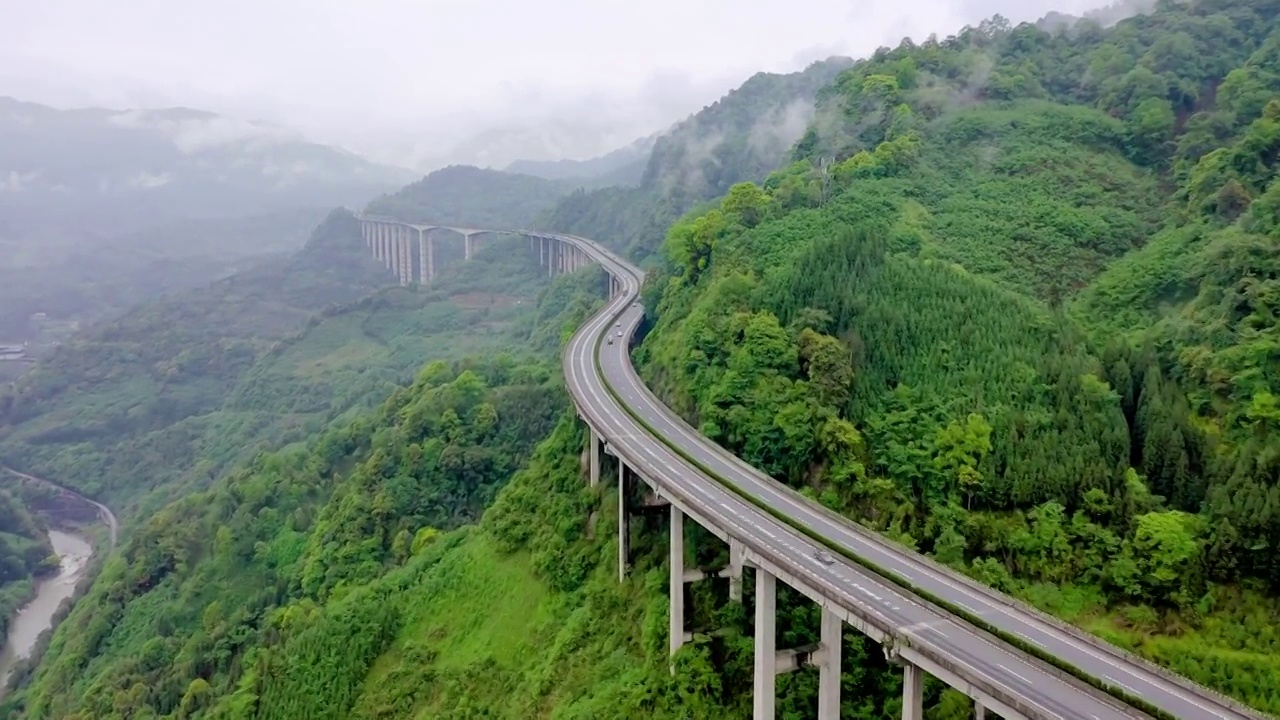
left=0, top=466, right=118, bottom=697
left=0, top=530, right=93, bottom=691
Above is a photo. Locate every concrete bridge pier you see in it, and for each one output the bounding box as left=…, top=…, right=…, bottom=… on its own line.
left=751, top=568, right=845, bottom=720
left=381, top=224, right=393, bottom=270
left=418, top=229, right=434, bottom=284
left=398, top=226, right=411, bottom=285
left=883, top=644, right=925, bottom=720
left=618, top=461, right=631, bottom=581
left=754, top=569, right=778, bottom=720
left=903, top=662, right=924, bottom=720
left=726, top=539, right=744, bottom=602
left=670, top=505, right=687, bottom=662
left=393, top=226, right=403, bottom=284
left=389, top=226, right=398, bottom=281
left=589, top=429, right=601, bottom=487
left=818, top=606, right=842, bottom=719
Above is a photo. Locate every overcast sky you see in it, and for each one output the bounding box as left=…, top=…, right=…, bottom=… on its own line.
left=1, top=0, right=1113, bottom=168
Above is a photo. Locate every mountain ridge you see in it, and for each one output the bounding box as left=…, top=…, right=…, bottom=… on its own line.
left=0, top=96, right=415, bottom=235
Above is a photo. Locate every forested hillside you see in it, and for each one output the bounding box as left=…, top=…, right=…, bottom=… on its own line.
left=0, top=491, right=54, bottom=640
left=2, top=263, right=929, bottom=720
left=7, top=1, right=1280, bottom=719
left=0, top=209, right=555, bottom=519
left=538, top=57, right=854, bottom=260
left=364, top=165, right=575, bottom=228
left=635, top=0, right=1280, bottom=711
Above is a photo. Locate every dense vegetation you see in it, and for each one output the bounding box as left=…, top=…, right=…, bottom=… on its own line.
left=634, top=0, right=1280, bottom=711
left=365, top=165, right=576, bottom=228
left=2, top=266, right=945, bottom=720
left=7, top=1, right=1280, bottom=718
left=0, top=208, right=555, bottom=519
left=538, top=57, right=854, bottom=260
left=0, top=489, right=54, bottom=640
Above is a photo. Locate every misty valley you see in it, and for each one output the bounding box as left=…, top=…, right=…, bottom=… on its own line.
left=2, top=0, right=1280, bottom=718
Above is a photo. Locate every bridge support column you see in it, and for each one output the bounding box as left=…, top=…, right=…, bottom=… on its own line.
left=418, top=230, right=431, bottom=284
left=390, top=227, right=398, bottom=281
left=728, top=539, right=744, bottom=602
left=974, top=701, right=986, bottom=720
left=589, top=429, right=600, bottom=487
left=618, top=463, right=630, bottom=582
left=818, top=607, right=842, bottom=720
left=902, top=663, right=923, bottom=720
left=754, top=568, right=776, bottom=720
left=395, top=227, right=404, bottom=284
left=465, top=233, right=474, bottom=260
left=405, top=228, right=414, bottom=285
left=398, top=227, right=410, bottom=285
left=387, top=227, right=395, bottom=278
left=670, top=505, right=685, bottom=663
left=382, top=225, right=392, bottom=270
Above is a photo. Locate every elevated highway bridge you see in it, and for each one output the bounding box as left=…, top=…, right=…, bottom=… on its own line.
left=357, top=215, right=1265, bottom=720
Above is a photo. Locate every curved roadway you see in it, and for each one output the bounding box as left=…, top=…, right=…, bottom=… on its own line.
left=559, top=234, right=1133, bottom=720
left=548, top=230, right=1264, bottom=720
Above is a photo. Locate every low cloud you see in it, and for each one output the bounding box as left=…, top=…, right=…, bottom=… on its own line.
left=129, top=171, right=171, bottom=189
left=107, top=110, right=296, bottom=154
left=0, top=170, right=40, bottom=193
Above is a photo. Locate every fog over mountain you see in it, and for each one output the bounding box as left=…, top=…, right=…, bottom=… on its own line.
left=0, top=97, right=414, bottom=235
left=1, top=0, right=1129, bottom=171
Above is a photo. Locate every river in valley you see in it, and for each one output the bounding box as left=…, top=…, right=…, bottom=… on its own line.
left=0, top=529, right=94, bottom=694
left=0, top=467, right=118, bottom=698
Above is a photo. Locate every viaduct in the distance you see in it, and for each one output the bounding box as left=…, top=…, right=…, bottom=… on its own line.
left=358, top=213, right=596, bottom=285
left=354, top=214, right=1260, bottom=720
